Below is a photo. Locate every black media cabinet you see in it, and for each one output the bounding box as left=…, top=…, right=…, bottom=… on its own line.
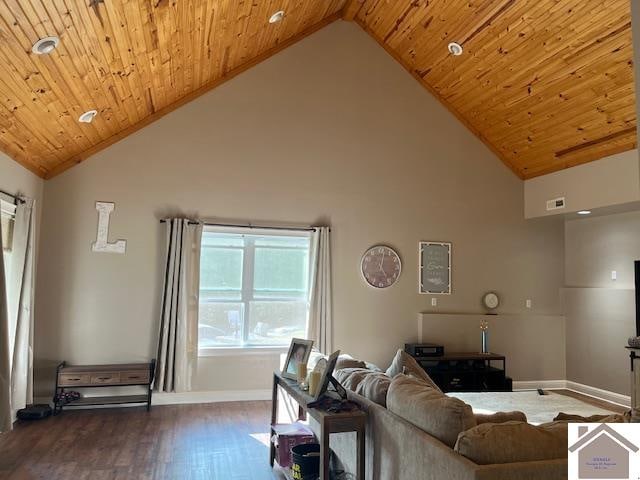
left=409, top=351, right=512, bottom=392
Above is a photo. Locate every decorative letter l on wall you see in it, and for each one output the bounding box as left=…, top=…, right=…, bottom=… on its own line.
left=92, top=201, right=127, bottom=254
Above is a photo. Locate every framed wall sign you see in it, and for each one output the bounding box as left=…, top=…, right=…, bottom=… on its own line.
left=419, top=241, right=451, bottom=295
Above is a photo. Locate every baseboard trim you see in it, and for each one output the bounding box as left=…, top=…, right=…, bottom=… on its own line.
left=152, top=389, right=272, bottom=405
left=36, top=382, right=631, bottom=410
left=513, top=380, right=567, bottom=391
left=35, top=389, right=272, bottom=409
left=565, top=381, right=630, bottom=408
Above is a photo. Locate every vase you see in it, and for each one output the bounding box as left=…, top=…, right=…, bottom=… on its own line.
left=481, top=330, right=489, bottom=354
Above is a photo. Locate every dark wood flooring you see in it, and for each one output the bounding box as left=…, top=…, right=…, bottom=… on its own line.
left=0, top=401, right=277, bottom=480
left=0, top=391, right=626, bottom=479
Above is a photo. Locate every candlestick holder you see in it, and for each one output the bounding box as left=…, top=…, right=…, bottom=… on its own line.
left=480, top=319, right=489, bottom=354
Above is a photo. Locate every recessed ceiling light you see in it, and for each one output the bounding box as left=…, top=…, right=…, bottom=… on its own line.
left=78, top=110, right=98, bottom=123
left=577, top=210, right=591, bottom=215
left=269, top=10, right=285, bottom=24
left=448, top=42, right=463, bottom=56
left=32, top=36, right=60, bottom=55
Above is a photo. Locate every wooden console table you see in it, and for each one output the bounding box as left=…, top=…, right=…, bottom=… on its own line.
left=270, top=370, right=366, bottom=480
left=53, top=360, right=155, bottom=414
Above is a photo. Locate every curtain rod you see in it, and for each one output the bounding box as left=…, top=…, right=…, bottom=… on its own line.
left=159, top=219, right=321, bottom=232
left=0, top=189, right=25, bottom=204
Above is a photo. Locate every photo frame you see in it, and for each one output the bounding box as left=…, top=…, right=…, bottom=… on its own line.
left=313, top=350, right=341, bottom=400
left=419, top=241, right=451, bottom=295
left=282, top=338, right=314, bottom=380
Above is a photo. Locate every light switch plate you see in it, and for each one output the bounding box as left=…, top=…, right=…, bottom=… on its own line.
left=526, top=299, right=532, bottom=309
left=431, top=298, right=437, bottom=307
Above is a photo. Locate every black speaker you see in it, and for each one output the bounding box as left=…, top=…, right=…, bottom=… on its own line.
left=405, top=343, right=444, bottom=358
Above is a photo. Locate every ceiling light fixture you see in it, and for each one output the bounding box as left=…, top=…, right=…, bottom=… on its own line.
left=32, top=36, right=60, bottom=55
left=269, top=10, right=285, bottom=24
left=78, top=110, right=98, bottom=123
left=447, top=42, right=463, bottom=56
left=577, top=210, right=592, bottom=215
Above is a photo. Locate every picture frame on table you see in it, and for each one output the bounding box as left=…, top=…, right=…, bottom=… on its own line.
left=282, top=338, right=314, bottom=380
left=313, top=350, right=342, bottom=401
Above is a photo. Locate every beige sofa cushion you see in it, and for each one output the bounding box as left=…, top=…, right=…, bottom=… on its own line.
left=364, top=361, right=383, bottom=373
left=354, top=372, right=391, bottom=407
left=454, top=421, right=568, bottom=465
left=335, top=354, right=368, bottom=371
left=385, top=349, right=441, bottom=392
left=387, top=374, right=476, bottom=447
left=334, top=368, right=372, bottom=391
left=475, top=411, right=527, bottom=424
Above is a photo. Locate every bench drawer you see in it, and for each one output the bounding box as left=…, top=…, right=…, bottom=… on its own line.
left=121, top=371, right=149, bottom=384
left=90, top=373, right=121, bottom=385
left=59, top=374, right=90, bottom=386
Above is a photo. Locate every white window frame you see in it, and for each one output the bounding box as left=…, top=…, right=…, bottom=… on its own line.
left=198, top=226, right=312, bottom=356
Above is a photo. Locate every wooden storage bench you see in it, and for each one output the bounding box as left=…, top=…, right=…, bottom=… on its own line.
left=53, top=360, right=155, bottom=414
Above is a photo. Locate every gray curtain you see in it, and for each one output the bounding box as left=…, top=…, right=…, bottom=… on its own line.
left=155, top=219, right=202, bottom=393
left=0, top=197, right=35, bottom=433
left=9, top=199, right=36, bottom=418
left=307, top=227, right=333, bottom=354
left=0, top=216, right=10, bottom=432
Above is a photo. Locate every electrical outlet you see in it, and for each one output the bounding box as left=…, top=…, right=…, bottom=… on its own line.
left=611, top=270, right=617, bottom=281
left=526, top=299, right=532, bottom=309
left=431, top=298, right=437, bottom=307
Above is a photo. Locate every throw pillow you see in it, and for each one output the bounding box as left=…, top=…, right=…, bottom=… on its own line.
left=387, top=374, right=476, bottom=447
left=354, top=372, right=392, bottom=407
left=385, top=349, right=441, bottom=392
left=454, top=421, right=567, bottom=465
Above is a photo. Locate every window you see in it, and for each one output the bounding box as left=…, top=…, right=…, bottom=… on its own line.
left=1, top=198, right=15, bottom=254
left=198, top=227, right=311, bottom=350
left=1, top=198, right=15, bottom=282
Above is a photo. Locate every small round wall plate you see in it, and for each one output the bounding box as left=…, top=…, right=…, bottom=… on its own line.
left=483, top=291, right=500, bottom=310
left=361, top=245, right=401, bottom=289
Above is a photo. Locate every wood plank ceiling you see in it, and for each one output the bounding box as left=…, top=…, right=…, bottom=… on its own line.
left=350, top=0, right=636, bottom=179
left=0, top=0, right=347, bottom=178
left=0, top=0, right=635, bottom=180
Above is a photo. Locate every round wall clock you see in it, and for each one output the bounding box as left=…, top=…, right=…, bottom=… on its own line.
left=483, top=292, right=500, bottom=310
left=361, top=245, right=402, bottom=289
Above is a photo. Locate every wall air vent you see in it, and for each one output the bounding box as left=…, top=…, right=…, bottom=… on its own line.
left=546, top=197, right=566, bottom=211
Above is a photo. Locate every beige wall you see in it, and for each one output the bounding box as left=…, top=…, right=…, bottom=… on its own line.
left=0, top=150, right=44, bottom=285
left=564, top=211, right=640, bottom=395
left=0, top=151, right=43, bottom=209
left=419, top=314, right=566, bottom=381
left=34, top=21, right=564, bottom=396
left=524, top=150, right=640, bottom=219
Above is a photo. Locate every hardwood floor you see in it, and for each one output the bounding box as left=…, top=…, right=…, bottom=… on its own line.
left=0, top=391, right=627, bottom=479
left=0, top=402, right=277, bottom=480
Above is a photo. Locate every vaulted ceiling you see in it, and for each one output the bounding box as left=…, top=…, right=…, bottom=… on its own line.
left=0, top=0, right=635, bottom=180
left=351, top=0, right=636, bottom=179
